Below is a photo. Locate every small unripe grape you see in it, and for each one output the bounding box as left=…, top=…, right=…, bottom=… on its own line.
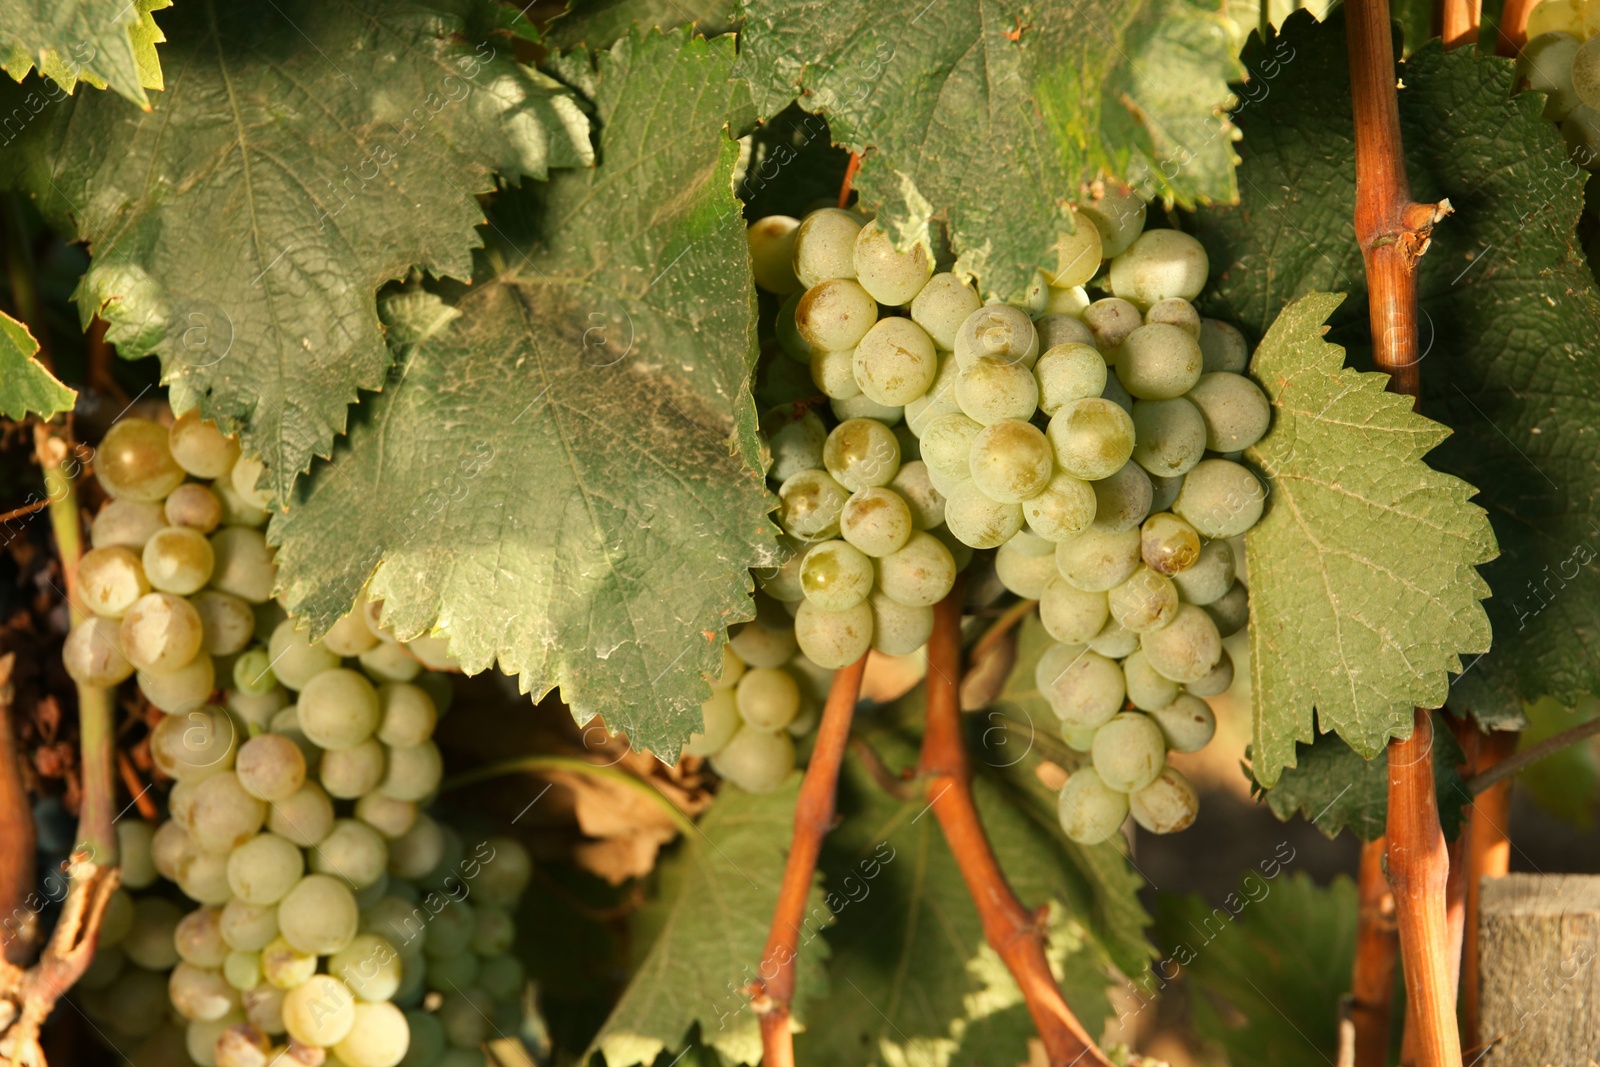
left=995, top=538, right=1058, bottom=598
left=712, top=726, right=796, bottom=793
left=1083, top=298, right=1142, bottom=355
left=1140, top=512, right=1202, bottom=576
left=1034, top=343, right=1107, bottom=416
left=867, top=591, right=934, bottom=655
left=169, top=409, right=241, bottom=478
left=209, top=527, right=277, bottom=604
left=747, top=215, right=802, bottom=295
left=888, top=462, right=945, bottom=530
left=165, top=483, right=224, bottom=533
left=1039, top=578, right=1110, bottom=646
left=795, top=279, right=877, bottom=351
left=876, top=530, right=957, bottom=607
left=96, top=417, right=187, bottom=502
left=969, top=420, right=1052, bottom=504
left=942, top=479, right=1023, bottom=549
left=1187, top=371, right=1271, bottom=452
left=224, top=952, right=263, bottom=992
left=1108, top=565, right=1180, bottom=633
left=1080, top=186, right=1147, bottom=259
left=297, top=668, right=380, bottom=750
left=763, top=406, right=827, bottom=485
left=78, top=545, right=150, bottom=618
left=918, top=412, right=983, bottom=477
left=1041, top=209, right=1103, bottom=288
left=1055, top=526, right=1140, bottom=592
left=911, top=273, right=982, bottom=349
left=91, top=498, right=166, bottom=551
left=268, top=783, right=335, bottom=848
left=323, top=739, right=388, bottom=799
left=1109, top=229, right=1209, bottom=308
left=1090, top=462, right=1153, bottom=534
left=63, top=615, right=135, bottom=685
left=777, top=469, right=849, bottom=542
left=735, top=667, right=801, bottom=732
left=282, top=974, right=356, bottom=1046
left=138, top=652, right=215, bottom=713
left=1151, top=693, right=1217, bottom=753
left=1123, top=650, right=1180, bottom=711
left=793, top=598, right=873, bottom=669
left=956, top=356, right=1039, bottom=425
left=191, top=590, right=255, bottom=656
left=800, top=539, right=875, bottom=611
left=121, top=591, right=204, bottom=673
left=1057, top=767, right=1129, bottom=844
left=1048, top=398, right=1135, bottom=481
left=1036, top=643, right=1123, bottom=728
left=1129, top=766, right=1199, bottom=833
left=1140, top=603, right=1224, bottom=684
left=792, top=208, right=862, bottom=288
left=954, top=304, right=1038, bottom=370
left=1173, top=459, right=1265, bottom=538
left=824, top=418, right=900, bottom=491
left=1131, top=397, right=1207, bottom=477
left=839, top=486, right=913, bottom=557
left=1116, top=323, right=1203, bottom=400
left=853, top=220, right=934, bottom=306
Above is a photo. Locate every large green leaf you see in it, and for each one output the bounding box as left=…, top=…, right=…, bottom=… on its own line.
left=0, top=0, right=592, bottom=501
left=587, top=779, right=825, bottom=1066
left=0, top=310, right=75, bottom=419
left=1190, top=8, right=1600, bottom=729
left=271, top=27, right=774, bottom=757
left=1243, top=293, right=1495, bottom=786
left=733, top=0, right=1242, bottom=300
left=0, top=0, right=155, bottom=104
left=1153, top=873, right=1357, bottom=1067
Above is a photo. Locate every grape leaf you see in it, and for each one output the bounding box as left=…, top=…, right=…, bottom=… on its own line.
left=0, top=0, right=156, bottom=104
left=0, top=310, right=75, bottom=419
left=546, top=0, right=735, bottom=49
left=0, top=0, right=593, bottom=502
left=733, top=0, right=1243, bottom=300
left=1152, top=872, right=1358, bottom=1067
left=1190, top=8, right=1600, bottom=730
left=588, top=779, right=827, bottom=1066
left=270, top=27, right=775, bottom=757
left=1258, top=723, right=1468, bottom=841
left=1243, top=292, right=1495, bottom=786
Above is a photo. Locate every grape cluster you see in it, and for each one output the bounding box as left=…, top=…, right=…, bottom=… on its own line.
left=1518, top=2, right=1600, bottom=165
left=62, top=410, right=530, bottom=1067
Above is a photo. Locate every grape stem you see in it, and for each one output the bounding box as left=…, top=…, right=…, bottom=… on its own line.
left=1494, top=0, right=1537, bottom=55
left=0, top=656, right=36, bottom=968
left=837, top=152, right=861, bottom=210
left=1347, top=837, right=1399, bottom=1067
left=754, top=652, right=867, bottom=1067
left=919, top=581, right=1114, bottom=1067
left=1463, top=716, right=1600, bottom=794
left=1434, top=0, right=1480, bottom=50
left=1460, top=728, right=1516, bottom=1053
left=442, top=754, right=699, bottom=837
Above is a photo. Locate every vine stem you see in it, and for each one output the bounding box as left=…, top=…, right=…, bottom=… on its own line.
left=920, top=581, right=1112, bottom=1067
left=1460, top=728, right=1515, bottom=1052
left=1347, top=0, right=1460, bottom=1060
left=1434, top=0, right=1480, bottom=50
left=837, top=152, right=861, bottom=210
left=1495, top=0, right=1537, bottom=55
left=1464, top=716, right=1600, bottom=793
left=1349, top=837, right=1398, bottom=1067
left=755, top=653, right=868, bottom=1067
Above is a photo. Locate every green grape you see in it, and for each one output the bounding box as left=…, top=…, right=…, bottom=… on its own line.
left=1044, top=284, right=1091, bottom=317
left=1122, top=649, right=1179, bottom=711
left=1108, top=565, right=1179, bottom=633
left=1186, top=649, right=1234, bottom=698
left=756, top=538, right=808, bottom=603
left=853, top=317, right=938, bottom=405
left=1056, top=767, right=1129, bottom=844
left=1036, top=313, right=1094, bottom=350
left=953, top=305, right=1039, bottom=370
left=1115, top=323, right=1203, bottom=400
left=118, top=820, right=158, bottom=890
left=1198, top=318, right=1250, bottom=373
left=911, top=273, right=982, bottom=349
left=213, top=477, right=269, bottom=529
left=1091, top=712, right=1167, bottom=792
left=1130, top=766, right=1199, bottom=833
left=969, top=421, right=1052, bottom=504
left=169, top=409, right=241, bottom=479
left=1087, top=617, right=1138, bottom=659
left=1039, top=578, right=1110, bottom=645
left=1172, top=538, right=1234, bottom=605
left=792, top=208, right=862, bottom=288
left=995, top=538, right=1058, bottom=598
left=375, top=740, right=441, bottom=802
left=729, top=619, right=797, bottom=667
left=1148, top=472, right=1184, bottom=514
left=748, top=215, right=802, bottom=295
left=231, top=455, right=274, bottom=511
left=124, top=897, right=184, bottom=969
left=1034, top=343, right=1107, bottom=417
left=227, top=833, right=304, bottom=905
left=78, top=545, right=149, bottom=618
left=888, top=462, right=946, bottom=530
left=810, top=345, right=863, bottom=400
left=282, top=974, right=357, bottom=1047
left=867, top=591, right=934, bottom=655
left=1083, top=298, right=1141, bottom=356
left=1187, top=371, right=1271, bottom=452
left=1047, top=397, right=1135, bottom=481
left=1574, top=34, right=1600, bottom=109
left=120, top=591, right=204, bottom=673
left=1090, top=461, right=1153, bottom=534
left=477, top=955, right=525, bottom=1003
left=1008, top=269, right=1050, bottom=317
left=165, top=482, right=223, bottom=533
left=793, top=598, right=873, bottom=668
left=1079, top=186, right=1147, bottom=259
left=1101, top=369, right=1135, bottom=417
left=385, top=816, right=444, bottom=882
left=956, top=356, right=1040, bottom=425
left=1521, top=32, right=1582, bottom=119
left=1021, top=471, right=1097, bottom=542
left=209, top=527, right=277, bottom=604
left=1038, top=645, right=1123, bottom=728
left=824, top=418, right=901, bottom=491
left=918, top=412, right=983, bottom=476
left=904, top=353, right=963, bottom=436
left=1041, top=208, right=1103, bottom=288
left=335, top=1001, right=410, bottom=1067
left=1172, top=459, right=1265, bottom=538
left=175, top=906, right=228, bottom=967
left=96, top=417, right=187, bottom=502
left=267, top=619, right=339, bottom=691
left=91, top=498, right=166, bottom=552
left=168, top=961, right=238, bottom=1022
left=799, top=539, right=875, bottom=611
left=297, top=668, right=379, bottom=750
left=943, top=480, right=1023, bottom=549
left=763, top=406, right=828, bottom=484
left=190, top=772, right=267, bottom=852
left=359, top=639, right=420, bottom=683
left=1144, top=297, right=1200, bottom=337
left=1139, top=603, right=1223, bottom=684
left=222, top=899, right=280, bottom=954
left=143, top=526, right=215, bottom=595
left=832, top=393, right=903, bottom=424
left=1057, top=725, right=1095, bottom=753
left=1151, top=692, right=1216, bottom=755
left=840, top=486, right=914, bottom=557
left=735, top=667, right=801, bottom=731
left=777, top=290, right=811, bottom=363
left=231, top=647, right=276, bottom=696
left=796, top=278, right=878, bottom=352
left=1054, top=526, right=1139, bottom=592
left=876, top=530, right=957, bottom=606
left=1130, top=397, right=1206, bottom=477
left=137, top=653, right=214, bottom=712
left=712, top=726, right=796, bottom=792
left=278, top=874, right=360, bottom=955
left=853, top=220, right=934, bottom=305
left=220, top=951, right=261, bottom=994
left=470, top=906, right=515, bottom=956
left=192, top=590, right=254, bottom=656
left=1108, top=229, right=1209, bottom=308
left=1205, top=580, right=1250, bottom=637
left=375, top=684, right=437, bottom=747
left=267, top=782, right=334, bottom=848
left=1140, top=512, right=1202, bottom=577
left=777, top=468, right=850, bottom=541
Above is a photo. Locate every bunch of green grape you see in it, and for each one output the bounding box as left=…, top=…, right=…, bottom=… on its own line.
left=1515, top=0, right=1600, bottom=165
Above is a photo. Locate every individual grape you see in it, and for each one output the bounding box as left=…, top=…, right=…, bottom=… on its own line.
left=104, top=966, right=174, bottom=1038
left=241, top=982, right=285, bottom=1035
left=215, top=1021, right=270, bottom=1067
left=1047, top=398, right=1135, bottom=481
left=209, top=527, right=277, bottom=604
left=79, top=945, right=125, bottom=990
left=1041, top=209, right=1103, bottom=288
left=436, top=987, right=496, bottom=1049
left=838, top=486, right=913, bottom=558
left=793, top=598, right=873, bottom=668
left=1037, top=645, right=1124, bottom=728
left=1145, top=297, right=1201, bottom=337
left=91, top=498, right=167, bottom=551
left=177, top=848, right=235, bottom=906
left=1021, top=471, right=1097, bottom=542
left=1520, top=32, right=1583, bottom=120
left=685, top=684, right=738, bottom=757
left=1150, top=693, right=1217, bottom=754
left=1173, top=459, right=1265, bottom=538
left=63, top=615, right=135, bottom=686
left=943, top=479, right=1023, bottom=548
left=359, top=640, right=422, bottom=684
left=473, top=836, right=533, bottom=907
left=1010, top=269, right=1051, bottom=317
left=1186, top=371, right=1271, bottom=452
left=189, top=773, right=268, bottom=852
left=268, top=783, right=336, bottom=848
left=1109, top=229, right=1209, bottom=308
left=222, top=899, right=281, bottom=953
left=297, top=668, right=380, bottom=750
left=1116, top=324, right=1204, bottom=400
left=918, top=412, right=984, bottom=477
left=261, top=935, right=318, bottom=990
left=956, top=356, right=1039, bottom=426
left=150, top=706, right=237, bottom=782
left=120, top=591, right=204, bottom=673
left=1092, top=712, right=1167, bottom=793
left=1148, top=472, right=1184, bottom=515
left=824, top=418, right=900, bottom=491
left=222, top=949, right=263, bottom=991
left=355, top=793, right=417, bottom=840
left=967, top=421, right=1052, bottom=504
left=1172, top=538, right=1235, bottom=605
left=1055, top=527, right=1140, bottom=592
left=323, top=611, right=380, bottom=660
left=1034, top=344, right=1107, bottom=417
left=141, top=526, right=215, bottom=596
left=469, top=906, right=515, bottom=956
left=1140, top=512, right=1202, bottom=577
left=1080, top=185, right=1147, bottom=259
left=792, top=208, right=862, bottom=288
left=282, top=974, right=357, bottom=1047
left=1083, top=298, right=1142, bottom=355
left=169, top=410, right=241, bottom=478
left=876, top=531, right=957, bottom=606
left=954, top=305, right=1039, bottom=370
left=734, top=668, right=801, bottom=732
left=386, top=816, right=445, bottom=880
left=1204, top=580, right=1250, bottom=638
left=755, top=538, right=807, bottom=603
left=777, top=468, right=850, bottom=542
left=852, top=318, right=937, bottom=406
left=1575, top=34, right=1600, bottom=110
left=118, top=820, right=158, bottom=890
left=904, top=361, right=963, bottom=440
left=224, top=833, right=303, bottom=906
left=711, top=726, right=795, bottom=793
left=1197, top=318, right=1250, bottom=374
left=1129, top=766, right=1199, bottom=833
left=1038, top=578, right=1110, bottom=645
left=1530, top=0, right=1583, bottom=36
left=911, top=273, right=983, bottom=349
left=477, top=955, right=525, bottom=1003
left=1187, top=649, right=1234, bottom=698
left=97, top=888, right=133, bottom=949
left=311, top=819, right=389, bottom=889
left=170, top=962, right=238, bottom=1021
left=1035, top=314, right=1094, bottom=350
left=1140, top=603, right=1223, bottom=684
left=1044, top=284, right=1091, bottom=317
left=853, top=220, right=934, bottom=305
left=153, top=819, right=196, bottom=883
left=1130, top=397, right=1206, bottom=477
left=799, top=539, right=875, bottom=611
left=398, top=1010, right=444, bottom=1067
left=230, top=456, right=273, bottom=511
left=1089, top=462, right=1153, bottom=534
left=278, top=874, right=360, bottom=955
left=1101, top=369, right=1135, bottom=416
left=748, top=215, right=802, bottom=294
left=795, top=279, right=878, bottom=352
left=764, top=406, right=828, bottom=485
left=333, top=1000, right=410, bottom=1067
left=995, top=538, right=1058, bottom=598
left=810, top=345, right=862, bottom=400
left=213, top=478, right=269, bottom=529
left=727, top=620, right=795, bottom=668
left=1057, top=767, right=1129, bottom=844
left=124, top=897, right=185, bottom=969
left=371, top=684, right=436, bottom=749
left=191, top=590, right=255, bottom=656
left=232, top=647, right=277, bottom=696
left=266, top=620, right=339, bottom=691
left=78, top=545, right=150, bottom=618
left=322, top=739, right=388, bottom=799
left=329, top=933, right=403, bottom=1003
left=1108, top=566, right=1179, bottom=634
left=425, top=949, right=478, bottom=992
left=96, top=417, right=187, bottom=502
left=138, top=654, right=215, bottom=713
left=866, top=591, right=934, bottom=655
left=378, top=741, right=440, bottom=803
left=883, top=463, right=940, bottom=531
